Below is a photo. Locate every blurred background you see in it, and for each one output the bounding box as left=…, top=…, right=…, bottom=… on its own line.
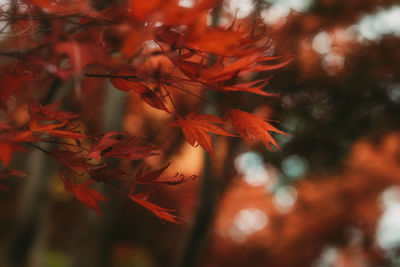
left=1, top=0, right=400, bottom=266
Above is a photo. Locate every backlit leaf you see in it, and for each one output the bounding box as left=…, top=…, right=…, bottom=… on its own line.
left=229, top=109, right=288, bottom=150
left=111, top=78, right=170, bottom=113
left=171, top=112, right=235, bottom=158
left=129, top=192, right=183, bottom=223
left=64, top=180, right=107, bottom=215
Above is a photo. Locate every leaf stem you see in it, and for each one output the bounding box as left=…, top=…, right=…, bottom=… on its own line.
left=84, top=73, right=139, bottom=80
left=27, top=142, right=50, bottom=155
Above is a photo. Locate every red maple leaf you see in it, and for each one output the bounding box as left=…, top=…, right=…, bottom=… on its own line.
left=87, top=132, right=125, bottom=162
left=29, top=119, right=87, bottom=139
left=129, top=192, right=183, bottom=223
left=175, top=55, right=292, bottom=96
left=0, top=68, right=33, bottom=110
left=0, top=131, right=37, bottom=166
left=30, top=102, right=79, bottom=122
left=88, top=132, right=159, bottom=161
left=64, top=180, right=107, bottom=215
left=229, top=109, right=288, bottom=150
left=111, top=77, right=170, bottom=113
left=0, top=0, right=291, bottom=225
left=51, top=150, right=101, bottom=173
left=29, top=102, right=87, bottom=139
left=26, top=0, right=98, bottom=16
left=170, top=112, right=235, bottom=159
left=135, top=163, right=197, bottom=185
left=218, top=78, right=277, bottom=96
left=129, top=0, right=214, bottom=25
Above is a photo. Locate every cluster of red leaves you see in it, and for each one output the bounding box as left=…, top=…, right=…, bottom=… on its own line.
left=0, top=0, right=289, bottom=222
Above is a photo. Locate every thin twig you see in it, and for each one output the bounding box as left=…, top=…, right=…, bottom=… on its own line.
left=84, top=73, right=139, bottom=80
left=26, top=142, right=50, bottom=155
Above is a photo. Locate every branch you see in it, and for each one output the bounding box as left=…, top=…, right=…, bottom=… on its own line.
left=84, top=73, right=139, bottom=80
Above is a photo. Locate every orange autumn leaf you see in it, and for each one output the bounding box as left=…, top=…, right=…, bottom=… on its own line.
left=219, top=78, right=277, bottom=97
left=101, top=139, right=159, bottom=161
left=201, top=55, right=293, bottom=83
left=175, top=59, right=204, bottom=80
left=175, top=55, right=291, bottom=96
left=129, top=0, right=164, bottom=22
left=200, top=54, right=259, bottom=82
left=0, top=131, right=37, bottom=166
left=0, top=68, right=33, bottom=110
left=28, top=102, right=87, bottom=139
left=51, top=150, right=100, bottom=173
left=87, top=132, right=123, bottom=162
left=0, top=0, right=292, bottom=227
left=170, top=112, right=235, bottom=159
left=0, top=143, right=24, bottom=167
left=30, top=101, right=79, bottom=122
left=87, top=132, right=159, bottom=161
left=110, top=78, right=169, bottom=113
left=129, top=0, right=214, bottom=25
left=184, top=27, right=245, bottom=56
left=134, top=163, right=171, bottom=184
left=26, top=0, right=96, bottom=15
left=135, top=163, right=197, bottom=185
left=29, top=119, right=87, bottom=139
left=65, top=180, right=106, bottom=215
left=229, top=109, right=288, bottom=150
left=241, top=56, right=294, bottom=74
left=129, top=192, right=183, bottom=223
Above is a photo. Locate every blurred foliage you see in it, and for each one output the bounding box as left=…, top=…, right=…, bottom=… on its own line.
left=1, top=0, right=400, bottom=267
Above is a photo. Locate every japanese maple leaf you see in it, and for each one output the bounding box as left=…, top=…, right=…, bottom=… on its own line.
left=201, top=55, right=293, bottom=83
left=129, top=192, right=183, bottom=223
left=0, top=142, right=24, bottom=167
left=64, top=180, right=106, bottom=215
left=29, top=102, right=87, bottom=139
left=26, top=0, right=96, bottom=15
left=30, top=102, right=79, bottom=122
left=170, top=112, right=235, bottom=159
left=110, top=78, right=169, bottom=113
left=87, top=132, right=124, bottom=161
left=175, top=56, right=290, bottom=96
left=29, top=119, right=87, bottom=139
left=104, top=143, right=159, bottom=161
left=50, top=150, right=101, bottom=173
left=87, top=132, right=159, bottom=161
left=0, top=131, right=37, bottom=166
left=217, top=78, right=277, bottom=97
left=229, top=109, right=288, bottom=150
left=199, top=54, right=260, bottom=82
left=134, top=163, right=170, bottom=184
left=183, top=28, right=246, bottom=56
left=135, top=163, right=197, bottom=185
left=243, top=55, right=293, bottom=72
left=129, top=0, right=214, bottom=25
left=175, top=57, right=288, bottom=96
left=0, top=68, right=33, bottom=110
